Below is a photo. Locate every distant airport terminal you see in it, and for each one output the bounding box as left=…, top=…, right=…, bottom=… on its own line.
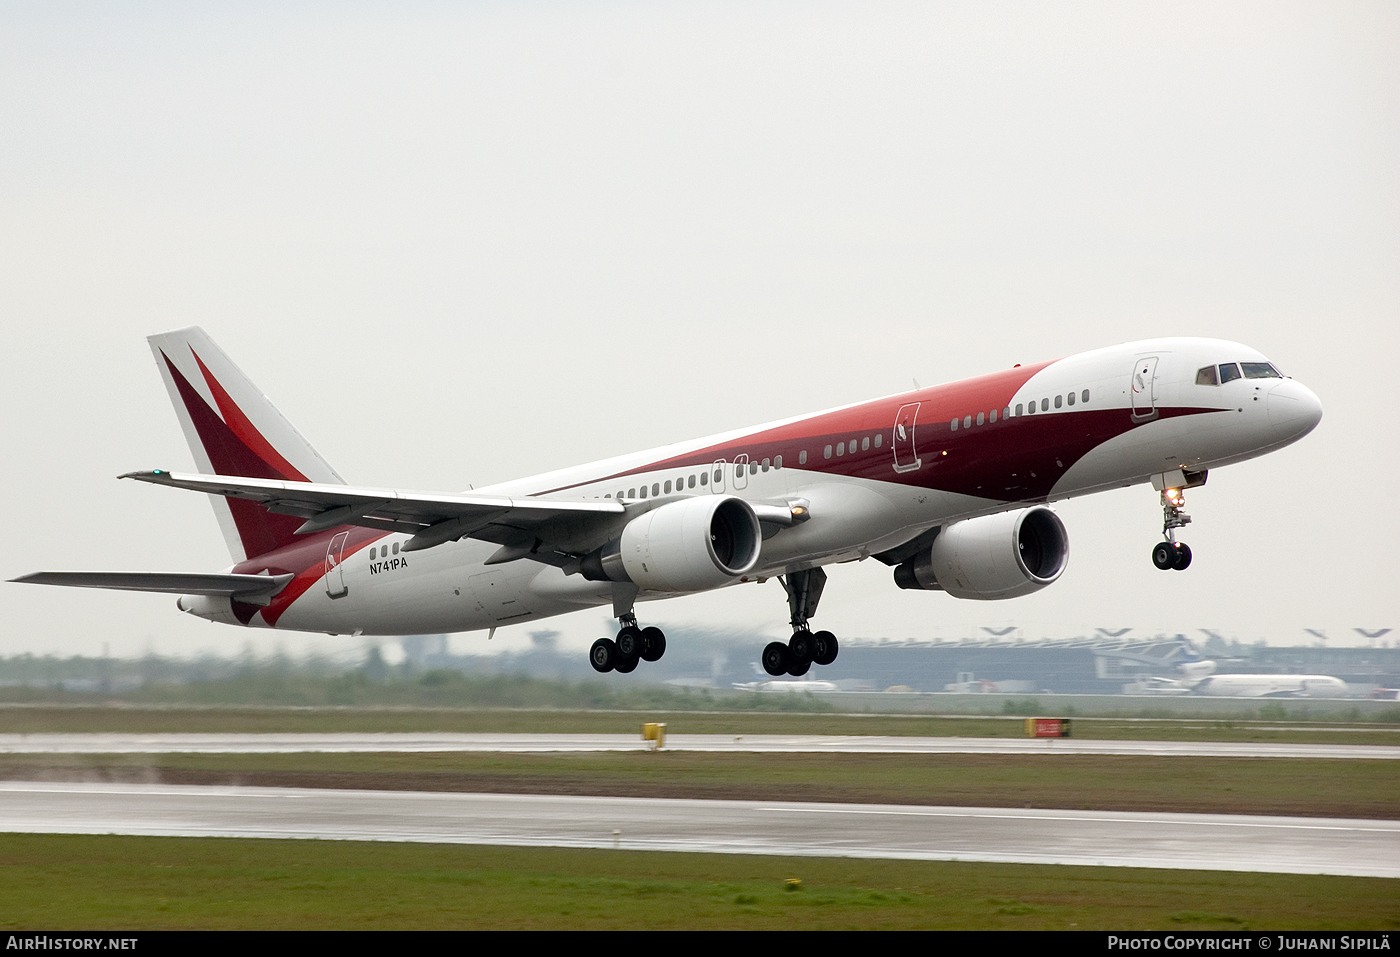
left=3, top=631, right=1395, bottom=703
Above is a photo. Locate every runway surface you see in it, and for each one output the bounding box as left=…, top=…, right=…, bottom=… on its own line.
left=2, top=781, right=1395, bottom=877
left=2, top=733, right=1396, bottom=759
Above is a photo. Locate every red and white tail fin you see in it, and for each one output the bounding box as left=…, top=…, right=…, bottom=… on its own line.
left=148, top=327, right=345, bottom=562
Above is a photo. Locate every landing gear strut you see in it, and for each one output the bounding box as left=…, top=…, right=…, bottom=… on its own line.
left=589, top=586, right=667, bottom=674
left=765, top=568, right=840, bottom=677
left=1152, top=486, right=1193, bottom=571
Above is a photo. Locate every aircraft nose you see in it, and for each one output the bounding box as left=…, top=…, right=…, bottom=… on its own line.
left=1266, top=379, right=1323, bottom=443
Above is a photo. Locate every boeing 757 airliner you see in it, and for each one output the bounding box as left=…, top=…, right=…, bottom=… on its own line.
left=13, top=328, right=1321, bottom=677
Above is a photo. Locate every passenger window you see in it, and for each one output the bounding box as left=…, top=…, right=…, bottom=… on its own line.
left=836, top=442, right=845, bottom=456
left=774, top=455, right=783, bottom=469
left=652, top=483, right=659, bottom=496
left=1026, top=402, right=1035, bottom=415
left=630, top=487, right=637, bottom=498
left=1054, top=395, right=1062, bottom=409
left=1066, top=393, right=1075, bottom=406
left=963, top=415, right=972, bottom=429
left=700, top=473, right=708, bottom=486
left=749, top=461, right=758, bottom=475
left=1219, top=363, right=1242, bottom=383
left=799, top=450, right=808, bottom=465
left=1081, top=389, right=1090, bottom=403
left=369, top=547, right=377, bottom=560
left=976, top=412, right=984, bottom=426
left=713, top=468, right=722, bottom=482
left=761, top=458, right=770, bottom=471
left=873, top=434, right=882, bottom=448
left=861, top=437, right=870, bottom=451
left=664, top=480, right=672, bottom=494
left=824, top=445, right=833, bottom=459
left=1016, top=403, right=1023, bottom=416
left=950, top=418, right=959, bottom=431
left=1196, top=365, right=1219, bottom=386
left=393, top=542, right=399, bottom=554
left=688, top=475, right=696, bottom=489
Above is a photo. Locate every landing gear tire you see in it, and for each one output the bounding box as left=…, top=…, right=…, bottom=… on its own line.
left=640, top=626, right=667, bottom=662
left=811, top=631, right=839, bottom=666
left=614, top=653, right=639, bottom=674
left=1171, top=542, right=1192, bottom=571
left=787, top=658, right=812, bottom=677
left=788, top=630, right=814, bottom=663
left=762, top=641, right=792, bottom=677
left=1152, top=541, right=1176, bottom=570
left=589, top=638, right=618, bottom=673
left=615, top=625, right=643, bottom=659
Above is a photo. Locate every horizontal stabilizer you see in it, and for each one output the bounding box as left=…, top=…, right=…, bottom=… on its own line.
left=11, top=571, right=295, bottom=605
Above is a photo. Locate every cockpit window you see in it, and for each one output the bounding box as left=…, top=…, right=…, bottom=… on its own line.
left=1241, top=362, right=1281, bottom=379
left=1196, top=365, right=1219, bottom=386
left=1218, top=362, right=1242, bottom=383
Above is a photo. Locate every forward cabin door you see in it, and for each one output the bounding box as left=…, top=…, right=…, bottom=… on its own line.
left=1131, top=357, right=1159, bottom=423
left=892, top=402, right=922, bottom=473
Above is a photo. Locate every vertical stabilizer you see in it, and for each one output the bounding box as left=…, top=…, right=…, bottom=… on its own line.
left=148, top=327, right=345, bottom=562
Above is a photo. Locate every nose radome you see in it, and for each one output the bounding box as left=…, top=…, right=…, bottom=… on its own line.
left=1267, top=379, right=1323, bottom=442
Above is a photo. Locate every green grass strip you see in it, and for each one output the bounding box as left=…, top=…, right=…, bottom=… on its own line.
left=3, top=751, right=1395, bottom=820
left=0, top=833, right=1394, bottom=931
left=3, top=705, right=1399, bottom=743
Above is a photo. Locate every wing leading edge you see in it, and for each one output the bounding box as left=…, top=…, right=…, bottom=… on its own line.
left=120, top=470, right=626, bottom=556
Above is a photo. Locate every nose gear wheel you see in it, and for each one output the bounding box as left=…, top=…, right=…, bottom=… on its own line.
left=1153, top=487, right=1194, bottom=571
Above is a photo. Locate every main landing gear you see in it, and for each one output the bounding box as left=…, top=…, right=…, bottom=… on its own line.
left=1151, top=486, right=1193, bottom=571
left=590, top=614, right=668, bottom=674
left=587, top=571, right=844, bottom=678
left=763, top=568, right=840, bottom=677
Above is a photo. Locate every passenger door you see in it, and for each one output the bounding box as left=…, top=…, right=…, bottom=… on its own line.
left=1131, top=357, right=1159, bottom=423
left=892, top=402, right=922, bottom=473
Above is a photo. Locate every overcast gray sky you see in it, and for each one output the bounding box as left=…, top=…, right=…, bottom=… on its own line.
left=3, top=2, right=1396, bottom=661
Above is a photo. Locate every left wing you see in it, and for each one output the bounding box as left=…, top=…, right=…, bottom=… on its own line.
left=121, top=470, right=625, bottom=557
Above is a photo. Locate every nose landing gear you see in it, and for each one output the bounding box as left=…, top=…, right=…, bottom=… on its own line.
left=1152, top=486, right=1193, bottom=571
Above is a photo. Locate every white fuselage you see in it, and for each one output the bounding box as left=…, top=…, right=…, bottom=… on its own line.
left=181, top=337, right=1320, bottom=636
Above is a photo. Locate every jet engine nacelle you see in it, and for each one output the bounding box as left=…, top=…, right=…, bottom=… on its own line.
left=581, top=495, right=763, bottom=592
left=893, top=506, right=1069, bottom=600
